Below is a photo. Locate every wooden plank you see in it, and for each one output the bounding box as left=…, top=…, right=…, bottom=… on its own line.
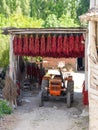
left=85, top=33, right=88, bottom=90
left=89, top=88, right=98, bottom=96
left=91, top=67, right=98, bottom=74
left=91, top=82, right=97, bottom=88
left=90, top=93, right=98, bottom=100
left=92, top=73, right=98, bottom=80
left=92, top=78, right=98, bottom=86
left=91, top=64, right=98, bottom=70
left=91, top=73, right=98, bottom=80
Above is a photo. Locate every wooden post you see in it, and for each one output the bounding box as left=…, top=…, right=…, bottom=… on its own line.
left=88, top=21, right=96, bottom=91
left=9, top=35, right=13, bottom=79
left=88, top=20, right=98, bottom=130
left=96, top=0, right=98, bottom=6
left=85, top=32, right=88, bottom=90
left=9, top=35, right=16, bottom=83
left=90, top=0, right=96, bottom=8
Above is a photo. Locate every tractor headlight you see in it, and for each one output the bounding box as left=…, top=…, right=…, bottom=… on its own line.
left=63, top=88, right=66, bottom=91
left=45, top=87, right=48, bottom=90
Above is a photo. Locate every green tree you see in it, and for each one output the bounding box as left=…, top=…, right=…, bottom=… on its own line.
left=76, top=0, right=90, bottom=23
left=59, top=14, right=79, bottom=27
left=43, top=14, right=59, bottom=27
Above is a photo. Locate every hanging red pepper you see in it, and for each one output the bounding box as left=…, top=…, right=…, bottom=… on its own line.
left=74, top=35, right=79, bottom=57
left=23, top=35, right=29, bottom=55
left=17, top=35, right=23, bottom=55
left=13, top=35, right=18, bottom=55
left=57, top=35, right=63, bottom=57
left=63, top=35, right=69, bottom=57
left=40, top=35, right=46, bottom=56
left=35, top=34, right=40, bottom=56
left=80, top=34, right=85, bottom=57
left=69, top=34, right=74, bottom=57
left=51, top=35, right=57, bottom=57
left=46, top=34, right=52, bottom=56
left=29, top=35, right=35, bottom=56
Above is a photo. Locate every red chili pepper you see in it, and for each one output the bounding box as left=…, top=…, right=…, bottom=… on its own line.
left=74, top=35, right=79, bottom=57
left=18, top=35, right=23, bottom=55
left=35, top=34, right=40, bottom=56
left=23, top=35, right=29, bottom=55
left=46, top=34, right=52, bottom=56
left=40, top=35, right=46, bottom=56
left=63, top=35, right=69, bottom=57
left=29, top=35, right=35, bottom=56
left=57, top=35, right=63, bottom=57
left=51, top=35, right=56, bottom=57
left=69, top=35, right=74, bottom=57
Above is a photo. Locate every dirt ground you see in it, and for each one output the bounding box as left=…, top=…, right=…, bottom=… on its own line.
left=0, top=72, right=89, bottom=130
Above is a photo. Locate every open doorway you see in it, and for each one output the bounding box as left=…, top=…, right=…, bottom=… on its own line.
left=77, top=58, right=85, bottom=71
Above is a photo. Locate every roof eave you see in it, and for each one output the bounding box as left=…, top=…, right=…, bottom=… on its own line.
left=80, top=7, right=98, bottom=22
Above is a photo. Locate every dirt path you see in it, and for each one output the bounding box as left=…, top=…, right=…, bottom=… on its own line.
left=0, top=89, right=89, bottom=130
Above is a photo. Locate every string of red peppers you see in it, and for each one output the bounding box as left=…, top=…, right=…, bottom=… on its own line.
left=13, top=34, right=85, bottom=58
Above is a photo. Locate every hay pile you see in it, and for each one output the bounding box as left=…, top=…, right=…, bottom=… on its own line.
left=2, top=76, right=18, bottom=108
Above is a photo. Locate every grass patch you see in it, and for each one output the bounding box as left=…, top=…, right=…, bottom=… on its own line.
left=0, top=100, right=13, bottom=118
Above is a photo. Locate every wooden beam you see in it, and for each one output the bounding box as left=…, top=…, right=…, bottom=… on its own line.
left=2, top=27, right=87, bottom=35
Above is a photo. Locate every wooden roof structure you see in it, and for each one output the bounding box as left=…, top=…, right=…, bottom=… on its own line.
left=2, top=27, right=87, bottom=35
left=80, top=7, right=98, bottom=22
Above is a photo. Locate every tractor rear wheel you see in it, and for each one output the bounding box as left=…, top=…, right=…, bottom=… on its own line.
left=67, top=92, right=71, bottom=108
left=39, top=91, right=44, bottom=107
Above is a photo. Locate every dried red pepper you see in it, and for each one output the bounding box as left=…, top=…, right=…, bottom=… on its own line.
left=51, top=35, right=56, bottom=57
left=63, top=35, right=69, bottom=57
left=69, top=34, right=74, bottom=57
left=18, top=35, right=23, bottom=55
left=35, top=34, right=40, bottom=56
left=40, top=35, right=46, bottom=56
left=29, top=35, right=35, bottom=56
left=57, top=35, right=63, bottom=57
left=46, top=34, right=52, bottom=56
left=23, top=35, right=29, bottom=55
left=74, top=35, right=79, bottom=57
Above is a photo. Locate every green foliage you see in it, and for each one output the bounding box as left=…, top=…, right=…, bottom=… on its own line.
left=2, top=14, right=44, bottom=28
left=0, top=34, right=9, bottom=67
left=0, top=100, right=13, bottom=117
left=59, top=14, right=79, bottom=27
left=35, top=57, right=43, bottom=62
left=43, top=13, right=79, bottom=28
left=43, top=14, right=60, bottom=27
left=76, top=0, right=90, bottom=24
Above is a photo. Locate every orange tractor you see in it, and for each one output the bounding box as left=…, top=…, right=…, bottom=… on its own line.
left=39, top=68, right=74, bottom=108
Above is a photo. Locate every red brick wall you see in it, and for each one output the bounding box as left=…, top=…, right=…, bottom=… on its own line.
left=43, top=57, right=77, bottom=71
